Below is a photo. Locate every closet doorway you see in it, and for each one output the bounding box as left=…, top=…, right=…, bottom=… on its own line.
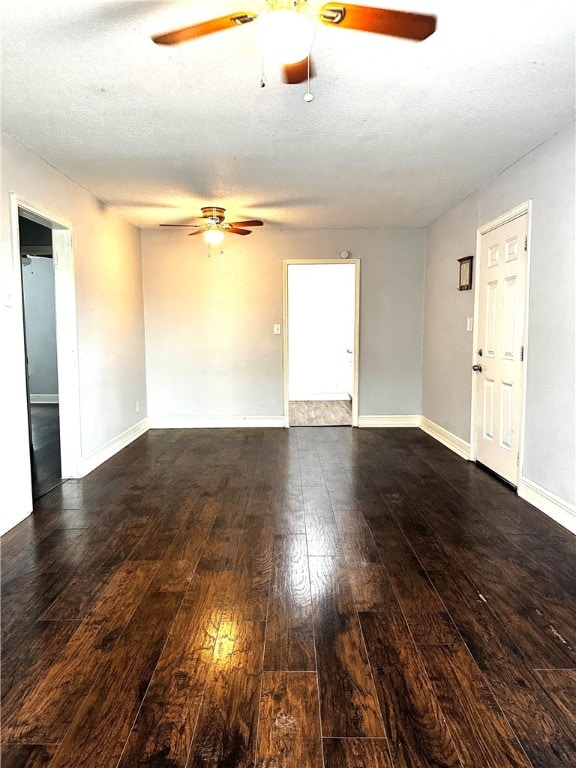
left=283, top=260, right=360, bottom=427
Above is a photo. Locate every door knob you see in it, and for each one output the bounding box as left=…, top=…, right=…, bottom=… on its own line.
left=472, top=364, right=482, bottom=372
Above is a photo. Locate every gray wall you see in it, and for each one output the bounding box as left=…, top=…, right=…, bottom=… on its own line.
left=1, top=132, right=148, bottom=535
left=422, top=123, right=575, bottom=505
left=21, top=256, right=58, bottom=396
left=142, top=227, right=426, bottom=422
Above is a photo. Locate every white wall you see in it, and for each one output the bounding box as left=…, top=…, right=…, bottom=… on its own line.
left=422, top=123, right=575, bottom=509
left=0, top=132, right=148, bottom=535
left=21, top=255, right=59, bottom=396
left=142, top=228, right=426, bottom=425
left=288, top=263, right=355, bottom=400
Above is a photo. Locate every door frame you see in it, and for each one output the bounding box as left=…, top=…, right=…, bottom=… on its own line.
left=283, top=259, right=361, bottom=428
left=470, top=200, right=532, bottom=485
left=10, top=193, right=82, bottom=480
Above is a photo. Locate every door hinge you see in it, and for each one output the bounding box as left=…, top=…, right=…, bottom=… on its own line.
left=524, top=236, right=528, bottom=251
left=520, top=345, right=524, bottom=361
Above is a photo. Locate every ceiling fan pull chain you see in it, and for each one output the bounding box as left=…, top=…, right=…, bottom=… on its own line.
left=304, top=54, right=314, bottom=101
left=260, top=57, right=267, bottom=88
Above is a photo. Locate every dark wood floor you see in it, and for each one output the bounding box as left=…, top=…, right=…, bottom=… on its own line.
left=1, top=427, right=575, bottom=768
left=29, top=404, right=62, bottom=498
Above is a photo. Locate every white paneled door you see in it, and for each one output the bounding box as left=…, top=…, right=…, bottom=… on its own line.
left=475, top=212, right=528, bottom=485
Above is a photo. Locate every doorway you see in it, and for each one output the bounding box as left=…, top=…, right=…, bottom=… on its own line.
left=19, top=216, right=61, bottom=497
left=283, top=260, right=360, bottom=427
left=12, top=194, right=81, bottom=502
left=472, top=203, right=530, bottom=486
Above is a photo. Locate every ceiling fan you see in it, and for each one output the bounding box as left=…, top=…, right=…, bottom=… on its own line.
left=151, top=1, right=437, bottom=84
left=160, top=207, right=264, bottom=243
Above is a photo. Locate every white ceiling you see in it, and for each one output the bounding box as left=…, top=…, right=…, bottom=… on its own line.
left=1, top=0, right=575, bottom=229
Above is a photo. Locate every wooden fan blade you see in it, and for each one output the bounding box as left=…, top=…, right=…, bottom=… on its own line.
left=188, top=228, right=208, bottom=236
left=282, top=56, right=316, bottom=84
left=160, top=223, right=204, bottom=227
left=227, top=227, right=252, bottom=236
left=229, top=220, right=264, bottom=228
left=152, top=11, right=256, bottom=46
left=318, top=4, right=436, bottom=41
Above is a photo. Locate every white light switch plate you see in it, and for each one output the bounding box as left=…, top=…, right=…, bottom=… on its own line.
left=273, top=324, right=281, bottom=335
left=467, top=317, right=473, bottom=332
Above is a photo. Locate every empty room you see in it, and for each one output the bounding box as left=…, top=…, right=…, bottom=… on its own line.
left=1, top=1, right=575, bottom=767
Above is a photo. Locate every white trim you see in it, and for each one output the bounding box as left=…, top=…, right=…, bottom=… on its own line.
left=283, top=259, right=361, bottom=428
left=289, top=393, right=351, bottom=401
left=75, top=419, right=149, bottom=477
left=518, top=477, right=576, bottom=535
left=477, top=202, right=532, bottom=235
left=470, top=200, right=532, bottom=486
left=352, top=260, right=360, bottom=428
left=52, top=226, right=82, bottom=477
left=282, top=263, right=289, bottom=428
left=358, top=415, right=421, bottom=428
left=420, top=416, right=472, bottom=460
left=148, top=416, right=285, bottom=429
left=30, top=394, right=59, bottom=404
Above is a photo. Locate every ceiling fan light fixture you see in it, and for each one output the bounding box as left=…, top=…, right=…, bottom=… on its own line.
left=204, top=226, right=224, bottom=245
left=258, top=8, right=315, bottom=64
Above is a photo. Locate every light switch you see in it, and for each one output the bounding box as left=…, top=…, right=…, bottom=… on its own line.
left=466, top=317, right=473, bottom=332
left=273, top=324, right=281, bottom=335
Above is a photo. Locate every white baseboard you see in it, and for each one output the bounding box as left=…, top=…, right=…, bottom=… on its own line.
left=148, top=416, right=285, bottom=429
left=518, top=477, right=576, bottom=535
left=419, top=416, right=472, bottom=460
left=30, top=394, right=59, bottom=404
left=75, top=418, right=149, bottom=477
left=358, top=415, right=421, bottom=428
left=289, top=393, right=351, bottom=401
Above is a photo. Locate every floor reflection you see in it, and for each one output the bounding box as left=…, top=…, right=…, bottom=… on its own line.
left=30, top=403, right=62, bottom=498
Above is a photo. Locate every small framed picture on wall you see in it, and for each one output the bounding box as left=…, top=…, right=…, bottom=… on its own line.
left=458, top=256, right=473, bottom=291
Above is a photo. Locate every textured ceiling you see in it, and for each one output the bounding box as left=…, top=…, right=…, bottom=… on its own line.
left=1, top=1, right=575, bottom=229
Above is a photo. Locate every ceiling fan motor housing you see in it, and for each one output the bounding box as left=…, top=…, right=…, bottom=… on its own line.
left=201, top=206, right=226, bottom=223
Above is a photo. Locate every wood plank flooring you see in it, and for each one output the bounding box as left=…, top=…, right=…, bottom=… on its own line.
left=1, top=426, right=575, bottom=767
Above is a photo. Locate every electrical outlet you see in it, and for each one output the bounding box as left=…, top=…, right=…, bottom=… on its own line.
left=135, top=400, right=140, bottom=413
left=466, top=317, right=473, bottom=332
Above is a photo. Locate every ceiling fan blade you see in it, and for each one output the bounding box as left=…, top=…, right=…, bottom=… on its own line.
left=282, top=56, right=316, bottom=84
left=229, top=220, right=264, bottom=227
left=152, top=11, right=256, bottom=46
left=227, top=227, right=252, bottom=235
left=188, top=228, right=208, bottom=236
left=318, top=4, right=436, bottom=41
left=160, top=223, right=204, bottom=227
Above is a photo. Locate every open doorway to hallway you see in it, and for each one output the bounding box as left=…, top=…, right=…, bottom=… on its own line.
left=11, top=193, right=81, bottom=511
left=285, top=261, right=359, bottom=427
left=19, top=214, right=62, bottom=497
